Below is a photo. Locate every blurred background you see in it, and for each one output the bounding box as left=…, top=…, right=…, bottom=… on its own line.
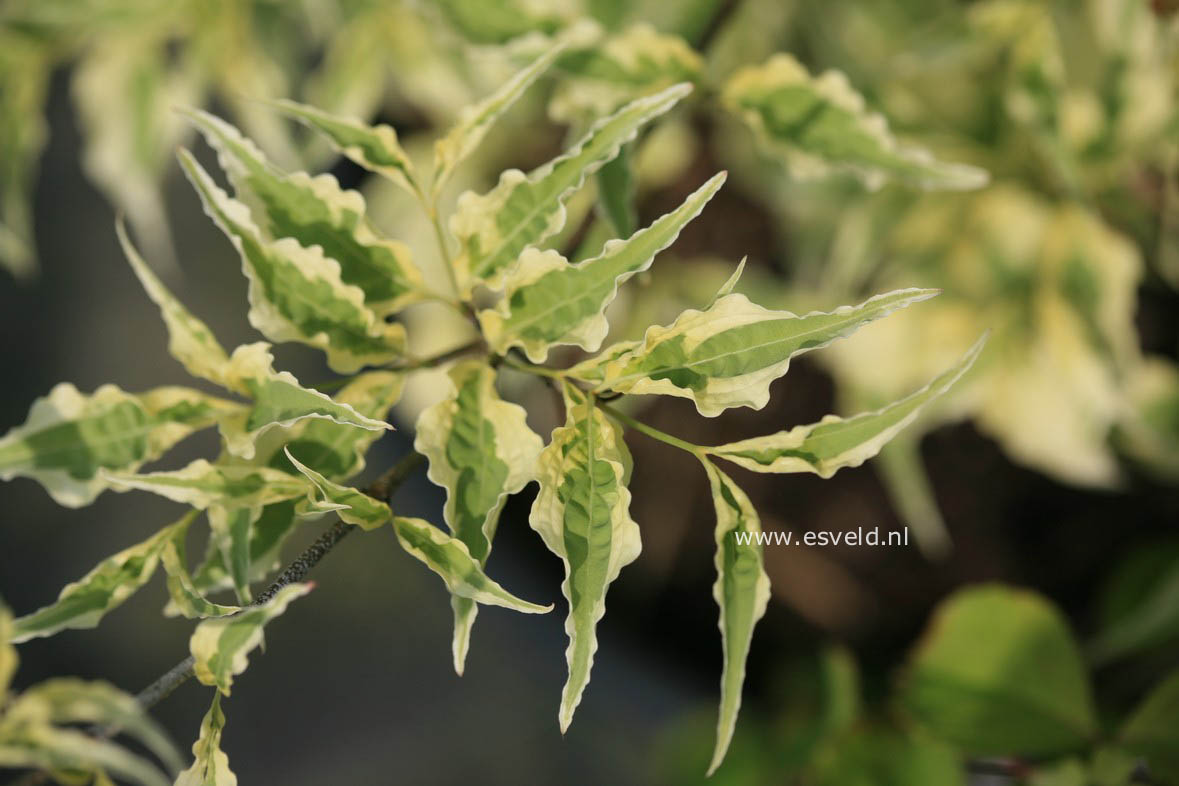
left=1, top=0, right=1178, bottom=784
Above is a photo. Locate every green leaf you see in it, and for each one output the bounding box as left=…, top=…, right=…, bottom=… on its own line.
left=413, top=360, right=544, bottom=673
left=178, top=150, right=406, bottom=374
left=185, top=108, right=425, bottom=314
left=707, top=335, right=985, bottom=476
left=175, top=693, right=237, bottom=786
left=478, top=172, right=726, bottom=362
left=1, top=599, right=16, bottom=695
left=190, top=582, right=312, bottom=696
left=116, top=219, right=234, bottom=390
left=215, top=343, right=391, bottom=461
left=101, top=459, right=310, bottom=511
left=268, top=99, right=419, bottom=197
left=392, top=516, right=553, bottom=614
left=159, top=517, right=240, bottom=620
left=5, top=679, right=182, bottom=774
left=449, top=82, right=692, bottom=293
left=433, top=37, right=569, bottom=198
left=579, top=288, right=939, bottom=416
left=699, top=459, right=771, bottom=776
left=285, top=449, right=391, bottom=530
left=898, top=585, right=1097, bottom=756
left=10, top=515, right=191, bottom=643
left=1088, top=540, right=1179, bottom=665
left=529, top=384, right=640, bottom=732
left=1120, top=670, right=1179, bottom=783
left=809, top=728, right=966, bottom=786
left=0, top=383, right=240, bottom=508
left=722, top=54, right=988, bottom=190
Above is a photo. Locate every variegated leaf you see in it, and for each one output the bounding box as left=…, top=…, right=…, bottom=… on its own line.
left=117, top=219, right=233, bottom=389
left=190, top=583, right=312, bottom=696
left=74, top=37, right=197, bottom=278
left=175, top=693, right=237, bottom=786
left=412, top=360, right=544, bottom=673
left=392, top=516, right=552, bottom=614
left=185, top=109, right=424, bottom=314
left=479, top=172, right=725, bottom=362
left=432, top=0, right=573, bottom=44
left=0, top=384, right=240, bottom=508
left=0, top=725, right=168, bottom=786
left=281, top=370, right=404, bottom=481
left=549, top=23, right=704, bottom=123
left=433, top=37, right=569, bottom=198
left=10, top=515, right=192, bottom=643
left=159, top=517, right=239, bottom=620
left=700, top=459, right=771, bottom=776
left=1, top=599, right=16, bottom=694
left=285, top=450, right=391, bottom=530
left=529, top=384, right=640, bottom=731
left=4, top=679, right=183, bottom=774
left=581, top=288, right=940, bottom=416
left=215, top=343, right=390, bottom=461
left=708, top=257, right=747, bottom=309
left=179, top=150, right=406, bottom=373
left=707, top=335, right=986, bottom=476
left=268, top=99, right=419, bottom=197
left=164, top=502, right=301, bottom=618
left=722, top=54, right=988, bottom=190
left=101, top=459, right=310, bottom=511
left=449, top=83, right=692, bottom=293
left=206, top=506, right=260, bottom=604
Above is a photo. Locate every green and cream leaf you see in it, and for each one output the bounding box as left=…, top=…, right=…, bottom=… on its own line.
left=707, top=335, right=985, bottom=476
left=412, top=360, right=544, bottom=673
left=529, top=384, right=640, bottom=732
left=700, top=459, right=771, bottom=776
left=117, top=219, right=233, bottom=389
left=185, top=109, right=424, bottom=314
left=179, top=150, right=406, bottom=373
left=479, top=172, right=725, bottom=362
left=433, top=38, right=569, bottom=198
left=722, top=54, right=988, bottom=190
left=286, top=449, right=391, bottom=530
left=175, top=693, right=237, bottom=786
left=10, top=516, right=190, bottom=642
left=281, top=370, right=405, bottom=481
left=189, top=583, right=312, bottom=696
left=268, top=99, right=420, bottom=197
left=449, top=83, right=692, bottom=293
left=160, top=517, right=240, bottom=620
left=4, top=678, right=182, bottom=774
left=550, top=23, right=704, bottom=123
left=392, top=516, right=552, bottom=614
left=216, top=344, right=391, bottom=461
left=101, top=459, right=310, bottom=511
left=0, top=383, right=240, bottom=508
left=583, top=288, right=939, bottom=416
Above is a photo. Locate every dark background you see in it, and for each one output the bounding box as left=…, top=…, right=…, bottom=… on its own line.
left=2, top=68, right=1178, bottom=785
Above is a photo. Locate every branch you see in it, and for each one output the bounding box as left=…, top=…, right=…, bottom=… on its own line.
left=135, top=450, right=425, bottom=711
left=5, top=451, right=428, bottom=786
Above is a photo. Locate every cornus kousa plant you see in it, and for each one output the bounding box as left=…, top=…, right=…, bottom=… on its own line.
left=0, top=40, right=987, bottom=784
